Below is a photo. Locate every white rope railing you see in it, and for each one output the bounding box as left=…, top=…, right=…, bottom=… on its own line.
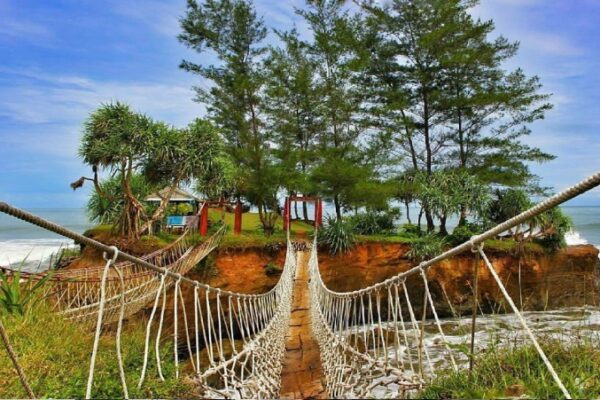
left=0, top=225, right=225, bottom=325
left=308, top=171, right=600, bottom=398
left=86, top=238, right=295, bottom=399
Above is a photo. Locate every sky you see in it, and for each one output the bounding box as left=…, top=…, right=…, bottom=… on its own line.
left=0, top=0, right=599, bottom=208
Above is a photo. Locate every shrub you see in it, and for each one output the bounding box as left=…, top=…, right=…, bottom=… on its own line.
left=400, top=223, right=422, bottom=238
left=448, top=222, right=482, bottom=246
left=0, top=267, right=51, bottom=316
left=407, top=234, right=446, bottom=261
left=348, top=209, right=399, bottom=235
left=318, top=216, right=356, bottom=254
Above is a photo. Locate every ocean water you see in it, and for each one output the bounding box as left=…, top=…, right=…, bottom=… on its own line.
left=0, top=208, right=93, bottom=271
left=0, top=206, right=598, bottom=270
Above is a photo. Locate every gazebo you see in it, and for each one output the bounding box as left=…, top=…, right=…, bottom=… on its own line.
left=145, top=188, right=202, bottom=232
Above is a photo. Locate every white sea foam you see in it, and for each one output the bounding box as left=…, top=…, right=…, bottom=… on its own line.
left=565, top=229, right=589, bottom=246
left=0, top=239, right=75, bottom=271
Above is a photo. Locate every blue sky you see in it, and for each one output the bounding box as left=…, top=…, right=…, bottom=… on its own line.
left=0, top=0, right=599, bottom=208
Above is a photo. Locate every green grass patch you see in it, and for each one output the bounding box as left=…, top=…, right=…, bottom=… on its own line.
left=0, top=307, right=198, bottom=399
left=419, top=338, right=600, bottom=399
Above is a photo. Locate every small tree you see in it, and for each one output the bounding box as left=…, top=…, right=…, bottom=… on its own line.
left=72, top=102, right=153, bottom=240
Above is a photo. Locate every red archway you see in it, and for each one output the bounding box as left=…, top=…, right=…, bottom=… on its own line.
left=282, top=196, right=323, bottom=232
left=199, top=200, right=243, bottom=236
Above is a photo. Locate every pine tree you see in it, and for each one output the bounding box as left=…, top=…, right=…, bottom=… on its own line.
left=299, top=0, right=381, bottom=219
left=362, top=0, right=553, bottom=229
left=179, top=0, right=280, bottom=234
left=264, top=29, right=322, bottom=221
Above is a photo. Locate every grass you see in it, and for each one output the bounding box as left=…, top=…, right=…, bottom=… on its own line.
left=206, top=209, right=315, bottom=249
left=418, top=337, right=600, bottom=399
left=0, top=306, right=198, bottom=399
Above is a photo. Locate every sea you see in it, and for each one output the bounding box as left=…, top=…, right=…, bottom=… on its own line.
left=0, top=206, right=599, bottom=271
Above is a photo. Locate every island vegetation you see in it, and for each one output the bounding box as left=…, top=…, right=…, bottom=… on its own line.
left=67, top=0, right=569, bottom=257
left=1, top=1, right=594, bottom=399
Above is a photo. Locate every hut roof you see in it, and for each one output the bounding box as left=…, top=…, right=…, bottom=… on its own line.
left=145, top=187, right=201, bottom=203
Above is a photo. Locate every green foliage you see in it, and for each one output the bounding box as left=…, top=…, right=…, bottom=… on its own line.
left=406, top=234, right=446, bottom=262
left=179, top=0, right=282, bottom=235
left=0, top=267, right=51, bottom=315
left=416, top=169, right=490, bottom=234
left=400, top=224, right=422, bottom=238
left=264, top=262, right=282, bottom=276
left=318, top=216, right=356, bottom=255
left=449, top=222, right=483, bottom=246
left=419, top=338, right=600, bottom=399
left=348, top=209, right=399, bottom=235
left=87, top=173, right=155, bottom=225
left=535, top=207, right=573, bottom=251
left=484, top=189, right=571, bottom=250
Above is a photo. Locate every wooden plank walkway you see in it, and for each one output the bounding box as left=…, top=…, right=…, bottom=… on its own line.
left=280, top=250, right=327, bottom=399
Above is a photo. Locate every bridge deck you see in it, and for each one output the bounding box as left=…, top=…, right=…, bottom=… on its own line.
left=280, top=249, right=327, bottom=399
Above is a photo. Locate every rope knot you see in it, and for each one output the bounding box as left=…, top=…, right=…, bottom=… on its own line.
left=102, top=246, right=119, bottom=264
left=469, top=236, right=484, bottom=253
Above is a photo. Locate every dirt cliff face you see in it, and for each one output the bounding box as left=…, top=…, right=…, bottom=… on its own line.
left=316, top=243, right=600, bottom=316
left=197, top=242, right=600, bottom=316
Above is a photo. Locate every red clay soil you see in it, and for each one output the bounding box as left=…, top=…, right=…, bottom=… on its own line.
left=280, top=250, right=327, bottom=399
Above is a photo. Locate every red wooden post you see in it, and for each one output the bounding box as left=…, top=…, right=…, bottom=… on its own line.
left=316, top=198, right=323, bottom=227
left=283, top=197, right=290, bottom=232
left=234, top=201, right=242, bottom=235
left=200, top=204, right=209, bottom=236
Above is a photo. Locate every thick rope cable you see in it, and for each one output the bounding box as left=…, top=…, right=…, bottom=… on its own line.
left=0, top=316, right=35, bottom=398
left=85, top=245, right=118, bottom=399
left=478, top=247, right=572, bottom=399
left=113, top=265, right=129, bottom=399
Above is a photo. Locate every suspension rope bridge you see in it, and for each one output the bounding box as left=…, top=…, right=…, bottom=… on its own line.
left=0, top=171, right=599, bottom=399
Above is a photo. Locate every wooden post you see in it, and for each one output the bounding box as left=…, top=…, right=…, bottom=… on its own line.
left=469, top=251, right=480, bottom=372
left=200, top=204, right=209, bottom=236
left=283, top=197, right=290, bottom=232
left=316, top=198, right=323, bottom=227
left=234, top=201, right=242, bottom=235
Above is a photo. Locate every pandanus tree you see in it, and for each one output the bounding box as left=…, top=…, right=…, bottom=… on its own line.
left=73, top=102, right=225, bottom=240
left=72, top=102, right=153, bottom=240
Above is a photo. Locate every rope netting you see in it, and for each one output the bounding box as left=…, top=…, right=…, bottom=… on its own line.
left=87, top=237, right=296, bottom=399
left=0, top=226, right=225, bottom=324
left=308, top=171, right=600, bottom=399
left=0, top=201, right=296, bottom=399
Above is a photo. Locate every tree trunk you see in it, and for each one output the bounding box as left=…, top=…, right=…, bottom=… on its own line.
left=303, top=201, right=309, bottom=222
left=458, top=205, right=468, bottom=226
left=425, top=208, right=435, bottom=233
left=405, top=200, right=411, bottom=225
left=334, top=194, right=342, bottom=220
left=439, top=214, right=448, bottom=236
left=294, top=199, right=299, bottom=220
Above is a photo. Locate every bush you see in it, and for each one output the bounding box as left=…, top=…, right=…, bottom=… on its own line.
left=0, top=267, right=51, bottom=316
left=448, top=222, right=482, bottom=246
left=407, top=234, right=446, bottom=261
left=318, top=216, right=356, bottom=254
left=348, top=209, right=399, bottom=235
left=400, top=223, right=422, bottom=238
left=264, top=262, right=282, bottom=276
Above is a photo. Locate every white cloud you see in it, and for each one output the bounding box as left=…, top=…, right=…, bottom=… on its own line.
left=0, top=69, right=205, bottom=127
